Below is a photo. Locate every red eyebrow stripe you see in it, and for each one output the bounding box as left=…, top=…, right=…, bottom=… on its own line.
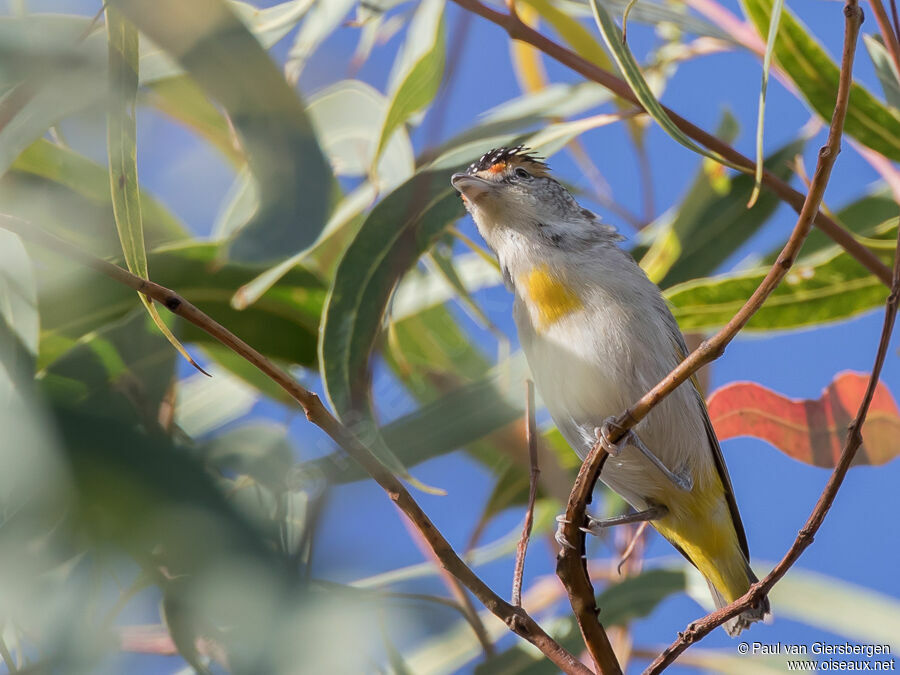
left=488, top=162, right=507, bottom=174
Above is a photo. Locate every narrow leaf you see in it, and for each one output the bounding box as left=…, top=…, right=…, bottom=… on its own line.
left=864, top=34, right=900, bottom=109
left=666, top=218, right=897, bottom=331
left=644, top=134, right=803, bottom=288
left=375, top=0, right=446, bottom=161
left=588, top=0, right=744, bottom=170
left=105, top=6, right=206, bottom=375
left=319, top=170, right=463, bottom=490
left=743, top=0, right=900, bottom=160
left=747, top=0, right=784, bottom=207
left=110, top=0, right=333, bottom=264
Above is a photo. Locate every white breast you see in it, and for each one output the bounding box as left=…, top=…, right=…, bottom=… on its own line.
left=512, top=253, right=713, bottom=510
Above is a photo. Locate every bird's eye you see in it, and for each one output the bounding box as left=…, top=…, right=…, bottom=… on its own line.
left=514, top=167, right=531, bottom=179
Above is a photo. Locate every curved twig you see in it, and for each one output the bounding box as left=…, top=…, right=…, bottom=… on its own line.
left=0, top=216, right=591, bottom=675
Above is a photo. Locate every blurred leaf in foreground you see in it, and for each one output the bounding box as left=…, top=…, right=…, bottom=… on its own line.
left=37, top=243, right=325, bottom=373
left=110, top=0, right=333, bottom=263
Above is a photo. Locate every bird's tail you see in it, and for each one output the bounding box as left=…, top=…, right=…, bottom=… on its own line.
left=707, top=566, right=770, bottom=636
left=652, top=486, right=770, bottom=636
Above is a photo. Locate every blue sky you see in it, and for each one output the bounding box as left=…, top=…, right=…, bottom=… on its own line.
left=10, top=0, right=899, bottom=672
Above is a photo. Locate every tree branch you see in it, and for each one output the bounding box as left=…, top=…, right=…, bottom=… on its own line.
left=449, top=0, right=892, bottom=288
left=647, top=162, right=900, bottom=674
left=556, top=0, right=864, bottom=670
left=1, top=216, right=591, bottom=675
left=512, top=380, right=540, bottom=607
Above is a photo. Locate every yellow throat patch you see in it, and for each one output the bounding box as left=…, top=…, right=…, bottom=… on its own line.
left=519, top=265, right=582, bottom=331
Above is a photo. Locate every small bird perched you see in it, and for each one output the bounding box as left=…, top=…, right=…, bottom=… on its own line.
left=450, top=146, right=769, bottom=636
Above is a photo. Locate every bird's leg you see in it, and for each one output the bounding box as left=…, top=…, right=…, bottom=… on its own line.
left=596, top=417, right=693, bottom=492
left=581, top=504, right=667, bottom=536
left=554, top=504, right=667, bottom=549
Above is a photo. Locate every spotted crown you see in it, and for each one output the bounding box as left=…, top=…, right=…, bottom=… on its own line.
left=466, top=145, right=549, bottom=175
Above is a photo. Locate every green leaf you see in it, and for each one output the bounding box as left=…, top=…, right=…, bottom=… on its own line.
left=666, top=218, right=898, bottom=332
left=768, top=189, right=899, bottom=263
left=319, top=171, right=462, bottom=488
left=39, top=309, right=178, bottom=425
left=747, top=0, right=785, bottom=207
left=319, top=171, right=463, bottom=418
left=864, top=34, right=900, bottom=110
left=12, top=139, right=187, bottom=245
left=106, top=6, right=204, bottom=374
left=308, top=79, right=415, bottom=189
left=300, top=375, right=523, bottom=484
left=37, top=242, right=325, bottom=370
left=391, top=252, right=501, bottom=320
left=0, top=16, right=107, bottom=176
left=646, top=133, right=804, bottom=288
left=109, top=0, right=333, bottom=264
left=0, top=230, right=39, bottom=359
left=743, top=0, right=900, bottom=160
left=175, top=364, right=258, bottom=437
left=285, top=0, right=358, bottom=81
left=375, top=0, right=446, bottom=161
left=588, top=0, right=743, bottom=170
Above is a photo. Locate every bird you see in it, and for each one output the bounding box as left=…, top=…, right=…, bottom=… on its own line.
left=450, top=145, right=769, bottom=636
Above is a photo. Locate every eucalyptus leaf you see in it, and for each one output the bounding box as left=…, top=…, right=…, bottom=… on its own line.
left=647, top=134, right=804, bottom=288
left=109, top=0, right=333, bottom=264
left=743, top=0, right=900, bottom=160
left=589, top=0, right=742, bottom=170
left=666, top=219, right=898, bottom=332
left=319, top=170, right=463, bottom=487
left=285, top=0, right=358, bottom=81
left=12, top=139, right=187, bottom=245
left=38, top=242, right=325, bottom=370
left=375, top=0, right=446, bottom=161
left=0, top=16, right=107, bottom=176
left=308, top=79, right=415, bottom=189
left=863, top=34, right=900, bottom=110
left=0, top=230, right=39, bottom=360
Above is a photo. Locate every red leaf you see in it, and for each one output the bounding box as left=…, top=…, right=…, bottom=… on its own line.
left=707, top=371, right=900, bottom=467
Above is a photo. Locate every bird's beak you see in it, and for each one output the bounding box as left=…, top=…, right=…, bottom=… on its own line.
left=451, top=173, right=494, bottom=202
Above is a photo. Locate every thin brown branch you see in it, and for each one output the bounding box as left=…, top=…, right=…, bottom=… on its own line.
left=449, top=0, right=893, bottom=288
left=557, top=0, right=863, bottom=671
left=647, top=184, right=900, bottom=675
left=645, top=4, right=881, bottom=672
left=869, top=0, right=900, bottom=79
left=397, top=508, right=496, bottom=657
left=616, top=521, right=648, bottom=576
left=0, top=216, right=591, bottom=675
left=556, top=453, right=621, bottom=675
left=512, top=380, right=540, bottom=607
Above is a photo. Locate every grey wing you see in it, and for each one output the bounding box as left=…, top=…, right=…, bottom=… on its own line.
left=663, top=312, right=751, bottom=559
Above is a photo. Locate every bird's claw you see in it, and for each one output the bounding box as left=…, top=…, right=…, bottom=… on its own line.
left=595, top=417, right=629, bottom=457
left=555, top=514, right=577, bottom=550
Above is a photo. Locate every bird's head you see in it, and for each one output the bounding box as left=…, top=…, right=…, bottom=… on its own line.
left=450, top=146, right=614, bottom=256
